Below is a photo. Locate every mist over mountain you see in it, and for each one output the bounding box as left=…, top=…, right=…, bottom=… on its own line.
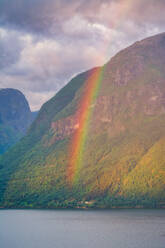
left=0, top=33, right=165, bottom=208
left=0, top=88, right=37, bottom=154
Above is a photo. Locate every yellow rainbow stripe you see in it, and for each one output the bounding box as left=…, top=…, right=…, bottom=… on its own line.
left=67, top=67, right=104, bottom=184
left=67, top=0, right=133, bottom=185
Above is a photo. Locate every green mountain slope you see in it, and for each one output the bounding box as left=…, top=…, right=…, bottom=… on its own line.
left=1, top=33, right=165, bottom=208
left=122, top=137, right=165, bottom=202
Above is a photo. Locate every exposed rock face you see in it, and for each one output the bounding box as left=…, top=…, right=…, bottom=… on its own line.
left=0, top=88, right=36, bottom=154
left=50, top=114, right=79, bottom=144
left=1, top=33, right=165, bottom=208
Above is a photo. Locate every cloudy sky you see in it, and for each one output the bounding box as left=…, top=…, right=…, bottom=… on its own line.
left=0, top=0, right=165, bottom=110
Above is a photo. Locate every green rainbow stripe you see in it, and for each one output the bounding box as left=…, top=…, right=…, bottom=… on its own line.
left=67, top=0, right=133, bottom=184
left=67, top=67, right=105, bottom=184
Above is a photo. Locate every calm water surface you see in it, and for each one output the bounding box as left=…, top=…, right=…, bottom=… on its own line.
left=0, top=209, right=165, bottom=248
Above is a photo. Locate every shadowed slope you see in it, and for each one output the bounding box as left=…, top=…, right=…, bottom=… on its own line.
left=0, top=88, right=37, bottom=154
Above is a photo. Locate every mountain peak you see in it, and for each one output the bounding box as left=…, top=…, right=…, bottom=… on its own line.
left=1, top=33, right=165, bottom=208
left=0, top=88, right=36, bottom=154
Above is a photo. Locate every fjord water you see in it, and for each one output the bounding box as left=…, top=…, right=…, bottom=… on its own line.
left=0, top=209, right=165, bottom=248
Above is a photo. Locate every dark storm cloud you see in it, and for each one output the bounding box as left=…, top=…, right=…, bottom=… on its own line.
left=0, top=0, right=78, bottom=35
left=1, top=0, right=165, bottom=35
left=0, top=0, right=165, bottom=110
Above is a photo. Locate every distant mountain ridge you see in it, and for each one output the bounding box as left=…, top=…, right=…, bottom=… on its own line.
left=0, top=33, right=165, bottom=208
left=0, top=88, right=37, bottom=154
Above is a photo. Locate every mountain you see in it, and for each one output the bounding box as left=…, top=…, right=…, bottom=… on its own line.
left=1, top=33, right=165, bottom=208
left=0, top=88, right=37, bottom=154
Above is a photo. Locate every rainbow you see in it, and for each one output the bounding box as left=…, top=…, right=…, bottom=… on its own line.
left=67, top=0, right=133, bottom=185
left=67, top=67, right=104, bottom=184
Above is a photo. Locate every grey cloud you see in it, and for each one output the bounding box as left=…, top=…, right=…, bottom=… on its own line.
left=0, top=0, right=165, bottom=110
left=1, top=0, right=165, bottom=36
left=0, top=0, right=79, bottom=35
left=0, top=29, right=108, bottom=110
left=0, top=29, right=24, bottom=69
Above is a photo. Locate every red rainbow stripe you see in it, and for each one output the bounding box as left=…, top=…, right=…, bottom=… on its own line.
left=67, top=67, right=104, bottom=184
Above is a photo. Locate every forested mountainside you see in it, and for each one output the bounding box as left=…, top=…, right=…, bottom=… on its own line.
left=0, top=88, right=37, bottom=154
left=0, top=33, right=165, bottom=208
